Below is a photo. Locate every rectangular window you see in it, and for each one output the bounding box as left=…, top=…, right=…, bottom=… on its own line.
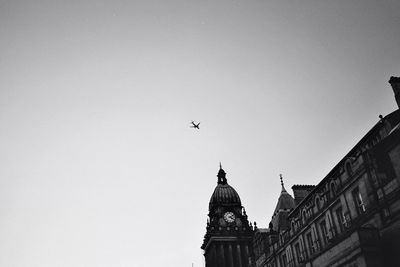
left=335, top=207, right=344, bottom=233
left=352, top=188, right=366, bottom=215
left=306, top=232, right=313, bottom=254
left=383, top=208, right=390, bottom=218
left=312, top=226, right=321, bottom=251
left=294, top=243, right=301, bottom=264
left=280, top=253, right=287, bottom=267
left=320, top=220, right=328, bottom=246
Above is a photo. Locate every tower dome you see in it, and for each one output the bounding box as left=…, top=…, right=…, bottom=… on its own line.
left=208, top=165, right=242, bottom=211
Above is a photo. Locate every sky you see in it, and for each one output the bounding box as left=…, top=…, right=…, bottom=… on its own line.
left=0, top=0, right=399, bottom=266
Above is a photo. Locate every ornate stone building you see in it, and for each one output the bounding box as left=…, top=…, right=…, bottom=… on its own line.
left=201, top=165, right=253, bottom=267
left=202, top=77, right=400, bottom=267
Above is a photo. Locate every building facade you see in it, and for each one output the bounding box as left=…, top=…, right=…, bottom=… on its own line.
left=202, top=77, right=400, bottom=267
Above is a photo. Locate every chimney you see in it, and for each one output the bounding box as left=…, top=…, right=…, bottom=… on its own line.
left=291, top=185, right=315, bottom=206
left=389, top=76, right=400, bottom=108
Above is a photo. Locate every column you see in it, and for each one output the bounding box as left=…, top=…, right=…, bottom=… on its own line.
left=244, top=244, right=249, bottom=267
left=228, top=244, right=234, bottom=267
left=211, top=244, right=217, bottom=267
left=236, top=244, right=243, bottom=267
left=219, top=243, right=226, bottom=267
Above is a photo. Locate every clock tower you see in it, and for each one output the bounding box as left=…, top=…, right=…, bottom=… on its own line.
left=201, top=165, right=254, bottom=267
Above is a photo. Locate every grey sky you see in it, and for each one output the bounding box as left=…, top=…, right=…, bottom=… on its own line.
left=0, top=1, right=399, bottom=266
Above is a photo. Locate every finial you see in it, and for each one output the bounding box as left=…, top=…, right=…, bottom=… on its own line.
left=280, top=174, right=287, bottom=192
left=217, top=163, right=227, bottom=184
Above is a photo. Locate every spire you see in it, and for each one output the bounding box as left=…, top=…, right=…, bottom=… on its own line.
left=217, top=163, right=227, bottom=184
left=280, top=174, right=287, bottom=192
left=270, top=174, right=295, bottom=232
left=389, top=76, right=400, bottom=108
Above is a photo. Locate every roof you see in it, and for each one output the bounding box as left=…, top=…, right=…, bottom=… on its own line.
left=208, top=166, right=242, bottom=211
left=273, top=187, right=295, bottom=215
left=209, top=183, right=242, bottom=210
left=388, top=122, right=400, bottom=135
left=292, top=184, right=316, bottom=189
left=289, top=109, right=400, bottom=216
left=270, top=184, right=295, bottom=231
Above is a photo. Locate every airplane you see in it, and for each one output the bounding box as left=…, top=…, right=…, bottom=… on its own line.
left=190, top=121, right=200, bottom=129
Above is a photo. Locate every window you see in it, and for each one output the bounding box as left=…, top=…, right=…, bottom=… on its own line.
left=286, top=247, right=293, bottom=266
left=330, top=182, right=336, bottom=196
left=315, top=197, right=321, bottom=210
left=294, top=243, right=302, bottom=263
left=326, top=213, right=334, bottom=240
left=306, top=232, right=313, bottom=254
left=352, top=188, right=366, bottom=215
left=319, top=220, right=328, bottom=245
left=335, top=207, right=344, bottom=233
left=383, top=208, right=390, bottom=218
left=312, top=226, right=320, bottom=251
left=280, top=253, right=288, bottom=267
left=345, top=162, right=353, bottom=176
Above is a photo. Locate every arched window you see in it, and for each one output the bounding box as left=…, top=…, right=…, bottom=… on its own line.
left=345, top=162, right=353, bottom=176
left=330, top=182, right=336, bottom=196
left=302, top=210, right=307, bottom=224
left=315, top=197, right=321, bottom=210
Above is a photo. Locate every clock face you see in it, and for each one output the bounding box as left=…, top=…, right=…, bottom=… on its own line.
left=224, top=212, right=236, bottom=223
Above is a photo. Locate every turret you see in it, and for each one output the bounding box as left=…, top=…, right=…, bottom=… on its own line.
left=269, top=175, right=295, bottom=232
left=389, top=76, right=400, bottom=108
